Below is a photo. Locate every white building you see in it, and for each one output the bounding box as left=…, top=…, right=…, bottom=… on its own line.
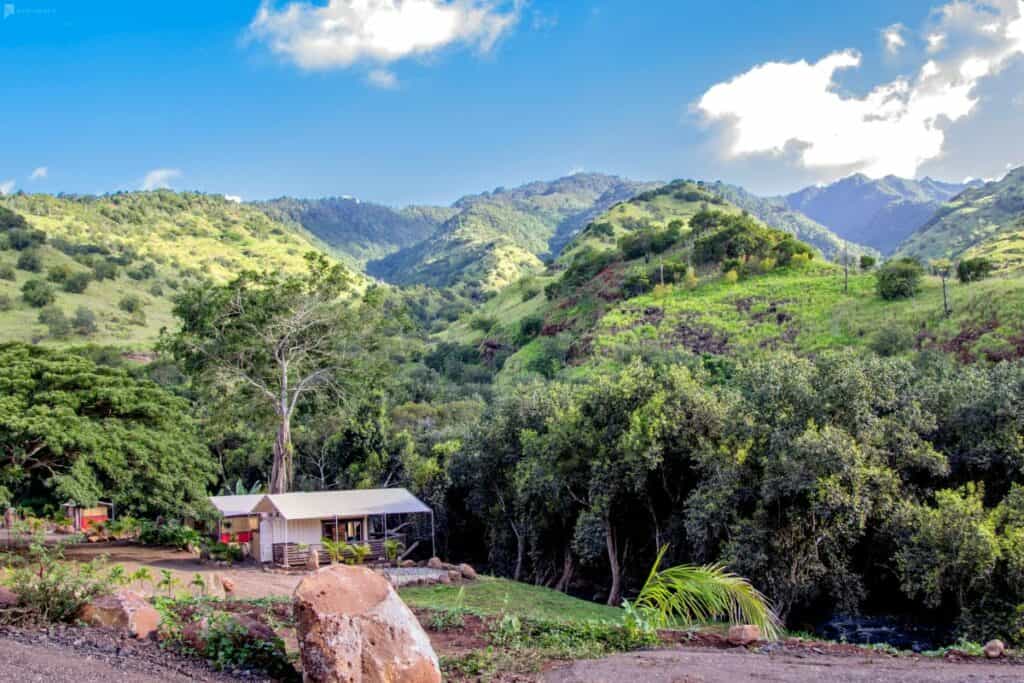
left=209, top=488, right=433, bottom=565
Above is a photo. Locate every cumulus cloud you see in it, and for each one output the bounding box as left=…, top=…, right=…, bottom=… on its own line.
left=29, top=167, right=48, bottom=180
left=224, top=195, right=243, bottom=203
left=0, top=180, right=14, bottom=195
left=141, top=168, right=182, bottom=191
left=366, top=68, right=399, bottom=88
left=696, top=0, right=1024, bottom=179
left=248, top=0, right=520, bottom=71
left=882, top=23, right=907, bottom=55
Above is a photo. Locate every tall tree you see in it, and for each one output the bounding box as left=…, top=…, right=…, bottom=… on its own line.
left=166, top=253, right=390, bottom=493
left=0, top=343, right=214, bottom=515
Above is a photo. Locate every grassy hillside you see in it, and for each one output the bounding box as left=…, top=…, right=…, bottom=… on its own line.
left=784, top=174, right=974, bottom=254
left=898, top=167, right=1024, bottom=268
left=367, top=174, right=657, bottom=293
left=0, top=191, right=340, bottom=349
left=254, top=196, right=451, bottom=266
left=437, top=180, right=1024, bottom=383
left=706, top=181, right=876, bottom=262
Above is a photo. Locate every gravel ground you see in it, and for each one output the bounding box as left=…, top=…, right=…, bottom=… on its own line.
left=0, top=625, right=266, bottom=683
left=544, top=648, right=1024, bottom=683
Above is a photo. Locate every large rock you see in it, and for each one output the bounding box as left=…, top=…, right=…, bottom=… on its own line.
left=294, top=564, right=441, bottom=683
left=984, top=639, right=1006, bottom=659
left=426, top=557, right=444, bottom=570
left=727, top=624, right=761, bottom=646
left=306, top=549, right=321, bottom=571
left=79, top=590, right=160, bottom=639
left=457, top=563, right=478, bottom=580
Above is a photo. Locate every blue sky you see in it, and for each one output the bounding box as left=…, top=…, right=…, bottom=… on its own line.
left=2, top=1, right=1022, bottom=205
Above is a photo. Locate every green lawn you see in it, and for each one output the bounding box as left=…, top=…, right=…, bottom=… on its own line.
left=399, top=576, right=623, bottom=623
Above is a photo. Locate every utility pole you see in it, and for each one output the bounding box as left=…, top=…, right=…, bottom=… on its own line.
left=659, top=256, right=665, bottom=287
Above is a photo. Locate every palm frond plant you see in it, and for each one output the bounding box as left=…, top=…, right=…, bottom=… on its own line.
left=344, top=542, right=372, bottom=565
left=630, top=545, right=781, bottom=640
left=383, top=538, right=405, bottom=564
left=321, top=538, right=346, bottom=564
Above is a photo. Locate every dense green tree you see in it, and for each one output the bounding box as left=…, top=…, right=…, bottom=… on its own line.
left=17, top=250, right=43, bottom=272
left=72, top=306, right=98, bottom=336
left=877, top=258, right=924, bottom=300
left=166, top=253, right=394, bottom=493
left=37, top=305, right=70, bottom=338
left=21, top=279, right=55, bottom=307
left=0, top=343, right=214, bottom=514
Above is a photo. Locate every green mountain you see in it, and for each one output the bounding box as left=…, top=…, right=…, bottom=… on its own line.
left=253, top=196, right=452, bottom=266
left=439, top=179, right=1024, bottom=379
left=366, top=174, right=658, bottom=293
left=704, top=181, right=877, bottom=262
left=897, top=167, right=1024, bottom=269
left=0, top=191, right=342, bottom=349
left=784, top=174, right=975, bottom=254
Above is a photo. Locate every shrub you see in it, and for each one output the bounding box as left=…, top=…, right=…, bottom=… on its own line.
left=860, top=255, right=877, bottom=271
left=3, top=539, right=117, bottom=622
left=723, top=269, right=739, bottom=284
left=119, top=294, right=144, bottom=313
left=17, top=250, right=43, bottom=272
left=957, top=257, right=994, bottom=283
left=0, top=264, right=15, bottom=280
left=92, top=260, right=118, bottom=281
left=877, top=258, right=924, bottom=300
left=139, top=520, right=202, bottom=549
left=21, top=279, right=55, bottom=307
left=46, top=264, right=72, bottom=283
left=469, top=315, right=496, bottom=333
left=38, top=305, right=70, bottom=338
left=6, top=227, right=46, bottom=251
left=684, top=268, right=699, bottom=289
left=127, top=262, right=157, bottom=280
left=0, top=294, right=10, bottom=311
left=149, top=282, right=164, bottom=297
left=516, top=314, right=544, bottom=346
left=63, top=271, right=92, bottom=293
left=870, top=327, right=915, bottom=357
left=72, top=306, right=98, bottom=335
left=790, top=252, right=812, bottom=268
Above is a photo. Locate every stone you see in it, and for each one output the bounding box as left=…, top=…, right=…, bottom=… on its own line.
left=984, top=639, right=1005, bottom=659
left=219, top=574, right=236, bottom=594
left=457, top=563, right=478, bottom=580
left=447, top=570, right=461, bottom=583
left=401, top=560, right=417, bottom=568
left=0, top=586, right=19, bottom=608
left=79, top=590, right=160, bottom=639
left=438, top=573, right=451, bottom=585
left=426, top=557, right=444, bottom=570
left=727, top=624, right=761, bottom=646
left=294, top=564, right=441, bottom=683
left=306, top=549, right=321, bottom=571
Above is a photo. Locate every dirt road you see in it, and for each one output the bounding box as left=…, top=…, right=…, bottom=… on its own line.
left=545, top=648, right=1024, bottom=683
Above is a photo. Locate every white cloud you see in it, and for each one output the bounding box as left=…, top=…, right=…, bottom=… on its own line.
left=0, top=180, right=14, bottom=195
left=141, top=168, right=182, bottom=191
left=882, top=23, right=907, bottom=55
left=927, top=32, right=947, bottom=52
left=29, top=167, right=48, bottom=180
left=366, top=68, right=399, bottom=88
left=248, top=0, right=520, bottom=71
left=696, top=0, right=1024, bottom=180
left=224, top=195, right=243, bottom=203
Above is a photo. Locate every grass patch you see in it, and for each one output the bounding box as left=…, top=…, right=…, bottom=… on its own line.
left=400, top=576, right=623, bottom=623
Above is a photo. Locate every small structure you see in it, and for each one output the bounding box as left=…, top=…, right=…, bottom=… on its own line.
left=62, top=501, right=114, bottom=532
left=207, top=489, right=434, bottom=566
left=252, top=489, right=433, bottom=567
left=208, top=494, right=264, bottom=545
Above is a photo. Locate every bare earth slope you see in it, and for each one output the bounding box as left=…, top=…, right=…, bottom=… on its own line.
left=546, top=648, right=1022, bottom=683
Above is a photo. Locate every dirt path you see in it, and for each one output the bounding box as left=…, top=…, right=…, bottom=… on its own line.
left=544, top=648, right=1023, bottom=683
left=63, top=544, right=303, bottom=599
left=0, top=626, right=255, bottom=682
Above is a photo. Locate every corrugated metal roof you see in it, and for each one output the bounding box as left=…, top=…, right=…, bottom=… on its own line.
left=252, top=488, right=431, bottom=520
left=209, top=494, right=264, bottom=517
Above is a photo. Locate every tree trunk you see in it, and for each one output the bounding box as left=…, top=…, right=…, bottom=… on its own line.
left=555, top=547, right=575, bottom=593
left=605, top=522, right=622, bottom=606
left=513, top=526, right=526, bottom=582
left=270, top=418, right=293, bottom=494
